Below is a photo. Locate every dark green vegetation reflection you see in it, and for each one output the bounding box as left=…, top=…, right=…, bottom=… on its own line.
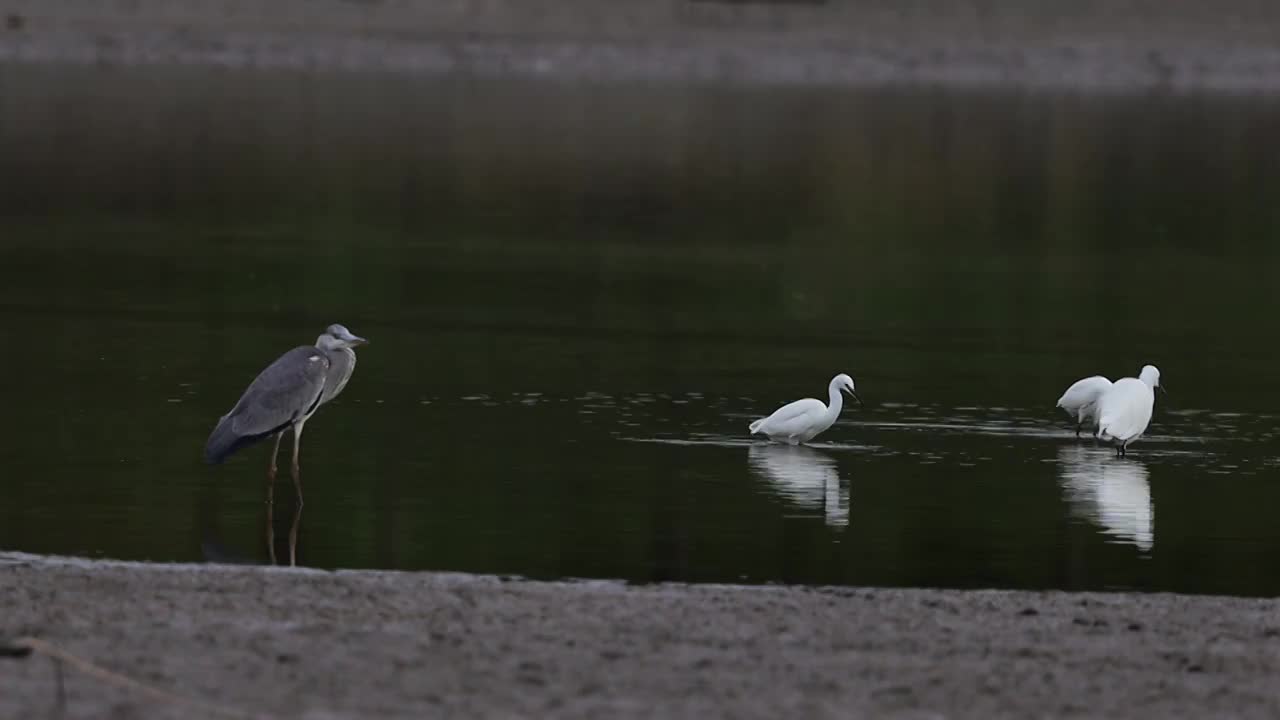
left=3, top=65, right=1280, bottom=596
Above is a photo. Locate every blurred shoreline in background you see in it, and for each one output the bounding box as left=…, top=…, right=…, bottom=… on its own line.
left=3, top=0, right=1280, bottom=91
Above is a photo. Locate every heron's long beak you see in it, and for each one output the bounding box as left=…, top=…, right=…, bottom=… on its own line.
left=351, top=336, right=369, bottom=346
left=844, top=387, right=863, bottom=406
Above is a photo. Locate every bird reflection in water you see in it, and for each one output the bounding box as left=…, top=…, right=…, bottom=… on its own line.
left=1058, top=445, right=1153, bottom=552
left=198, top=497, right=302, bottom=567
left=748, top=444, right=849, bottom=528
left=266, top=500, right=303, bottom=567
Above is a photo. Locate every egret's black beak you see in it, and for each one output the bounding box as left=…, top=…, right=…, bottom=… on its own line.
left=844, top=387, right=863, bottom=406
left=1158, top=385, right=1168, bottom=395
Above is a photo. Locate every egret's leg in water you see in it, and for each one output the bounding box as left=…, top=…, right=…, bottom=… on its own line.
left=291, top=421, right=307, bottom=506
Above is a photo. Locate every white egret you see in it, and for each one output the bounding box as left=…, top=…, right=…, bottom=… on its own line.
left=1056, top=375, right=1113, bottom=437
left=749, top=373, right=860, bottom=445
left=1096, top=365, right=1162, bottom=456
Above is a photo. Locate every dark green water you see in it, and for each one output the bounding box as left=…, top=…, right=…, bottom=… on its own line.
left=3, top=65, right=1280, bottom=595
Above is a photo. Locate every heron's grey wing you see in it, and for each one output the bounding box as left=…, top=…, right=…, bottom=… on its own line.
left=205, top=346, right=330, bottom=464
left=205, top=346, right=327, bottom=463
left=226, top=346, right=331, bottom=436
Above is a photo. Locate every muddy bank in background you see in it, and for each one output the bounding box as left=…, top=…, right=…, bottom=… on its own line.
left=2, top=0, right=1280, bottom=90
left=3, top=552, right=1280, bottom=719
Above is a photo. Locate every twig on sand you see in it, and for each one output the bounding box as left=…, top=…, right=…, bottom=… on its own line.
left=1, top=636, right=268, bottom=719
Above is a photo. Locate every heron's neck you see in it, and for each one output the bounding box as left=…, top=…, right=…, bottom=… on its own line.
left=826, top=384, right=844, bottom=420
left=318, top=346, right=357, bottom=404
left=334, top=347, right=357, bottom=376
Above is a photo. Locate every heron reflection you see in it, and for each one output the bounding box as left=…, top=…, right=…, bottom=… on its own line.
left=1058, top=445, right=1153, bottom=552
left=748, top=444, right=849, bottom=528
left=199, top=503, right=302, bottom=568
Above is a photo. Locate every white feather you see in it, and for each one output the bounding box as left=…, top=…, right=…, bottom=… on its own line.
left=1056, top=375, right=1112, bottom=430
left=1096, top=365, right=1161, bottom=450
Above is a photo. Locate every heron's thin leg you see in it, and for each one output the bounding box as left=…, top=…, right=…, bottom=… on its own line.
left=266, top=486, right=276, bottom=566
left=267, top=431, right=284, bottom=483
left=265, top=431, right=282, bottom=565
left=291, top=422, right=306, bottom=506
left=266, top=515, right=276, bottom=565
left=262, top=427, right=282, bottom=563
left=288, top=501, right=303, bottom=567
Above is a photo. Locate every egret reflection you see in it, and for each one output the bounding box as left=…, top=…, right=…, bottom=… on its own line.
left=1058, top=445, right=1153, bottom=552
left=748, top=444, right=849, bottom=528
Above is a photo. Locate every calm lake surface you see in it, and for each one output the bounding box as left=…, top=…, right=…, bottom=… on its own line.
left=3, top=65, right=1280, bottom=596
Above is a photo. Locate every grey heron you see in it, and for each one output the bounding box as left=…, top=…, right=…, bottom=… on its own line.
left=204, top=323, right=369, bottom=504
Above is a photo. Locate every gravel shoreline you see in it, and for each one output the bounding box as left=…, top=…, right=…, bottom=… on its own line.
left=3, top=552, right=1280, bottom=718
left=4, top=0, right=1280, bottom=90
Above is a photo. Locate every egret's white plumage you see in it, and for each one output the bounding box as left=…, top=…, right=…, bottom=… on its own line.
left=1096, top=365, right=1161, bottom=456
left=1056, top=375, right=1112, bottom=436
left=749, top=373, right=860, bottom=445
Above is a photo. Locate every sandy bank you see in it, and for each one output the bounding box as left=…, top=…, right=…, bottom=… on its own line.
left=3, top=552, right=1280, bottom=718
left=3, top=0, right=1280, bottom=90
